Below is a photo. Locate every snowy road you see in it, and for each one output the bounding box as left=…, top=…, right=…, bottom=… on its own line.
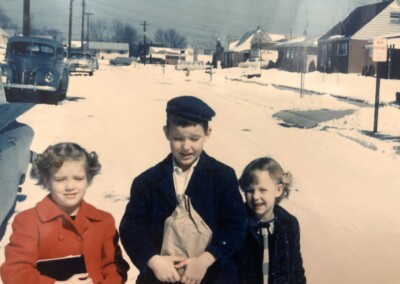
left=1, top=64, right=399, bottom=284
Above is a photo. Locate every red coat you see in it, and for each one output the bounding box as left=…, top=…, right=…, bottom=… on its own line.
left=0, top=195, right=129, bottom=284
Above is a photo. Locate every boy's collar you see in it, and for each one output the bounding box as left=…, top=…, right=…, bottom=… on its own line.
left=172, top=157, right=200, bottom=174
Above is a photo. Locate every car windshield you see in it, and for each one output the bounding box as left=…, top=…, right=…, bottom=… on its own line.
left=10, top=42, right=54, bottom=57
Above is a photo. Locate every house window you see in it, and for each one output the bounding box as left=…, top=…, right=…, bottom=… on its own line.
left=390, top=12, right=400, bottom=24
left=337, top=42, right=348, bottom=56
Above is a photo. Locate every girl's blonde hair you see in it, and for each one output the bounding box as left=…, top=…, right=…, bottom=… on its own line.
left=239, top=157, right=292, bottom=204
left=31, top=142, right=101, bottom=187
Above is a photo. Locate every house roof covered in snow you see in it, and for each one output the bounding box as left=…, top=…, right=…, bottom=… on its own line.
left=319, top=1, right=393, bottom=40
left=250, top=31, right=286, bottom=45
left=228, top=31, right=254, bottom=52
left=228, top=29, right=286, bottom=52
left=272, top=35, right=319, bottom=49
left=149, top=46, right=184, bottom=55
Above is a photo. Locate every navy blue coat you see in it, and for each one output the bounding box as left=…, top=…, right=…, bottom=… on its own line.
left=235, top=205, right=306, bottom=284
left=120, top=152, right=246, bottom=284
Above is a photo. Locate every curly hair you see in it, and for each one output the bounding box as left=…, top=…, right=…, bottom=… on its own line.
left=239, top=157, right=292, bottom=204
left=30, top=142, right=101, bottom=188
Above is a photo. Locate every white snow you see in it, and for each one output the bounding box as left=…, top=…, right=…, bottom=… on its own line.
left=1, top=62, right=399, bottom=284
left=229, top=34, right=254, bottom=52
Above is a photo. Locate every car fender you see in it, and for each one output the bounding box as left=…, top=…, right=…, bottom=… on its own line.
left=35, top=68, right=62, bottom=88
left=0, top=64, right=13, bottom=82
left=0, top=121, right=34, bottom=240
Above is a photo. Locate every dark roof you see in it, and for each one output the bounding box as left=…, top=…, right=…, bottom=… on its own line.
left=319, top=1, right=393, bottom=40
left=8, top=36, right=60, bottom=46
left=236, top=31, right=254, bottom=46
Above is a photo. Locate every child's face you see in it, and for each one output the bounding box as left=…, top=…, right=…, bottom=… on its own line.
left=46, top=159, right=89, bottom=215
left=245, top=170, right=283, bottom=222
left=164, top=123, right=211, bottom=172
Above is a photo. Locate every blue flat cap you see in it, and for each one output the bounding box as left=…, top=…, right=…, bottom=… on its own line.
left=166, top=96, right=216, bottom=122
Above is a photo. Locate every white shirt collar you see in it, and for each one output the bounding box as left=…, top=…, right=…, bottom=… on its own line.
left=172, top=157, right=200, bottom=174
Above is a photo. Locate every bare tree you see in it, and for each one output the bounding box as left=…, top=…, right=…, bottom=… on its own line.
left=154, top=28, right=187, bottom=48
left=89, top=20, right=108, bottom=42
left=0, top=6, right=18, bottom=29
left=111, top=20, right=125, bottom=42
left=121, top=24, right=138, bottom=45
left=30, top=25, right=65, bottom=41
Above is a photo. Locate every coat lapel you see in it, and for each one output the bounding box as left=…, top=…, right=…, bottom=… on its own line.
left=72, top=200, right=102, bottom=235
left=185, top=151, right=212, bottom=197
left=156, top=155, right=178, bottom=208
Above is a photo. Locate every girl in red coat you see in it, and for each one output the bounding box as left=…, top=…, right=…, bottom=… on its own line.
left=0, top=142, right=129, bottom=284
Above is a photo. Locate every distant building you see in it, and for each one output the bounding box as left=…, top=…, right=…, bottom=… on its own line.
left=147, top=46, right=185, bottom=64
left=273, top=35, right=319, bottom=72
left=70, top=40, right=129, bottom=59
left=224, top=27, right=286, bottom=68
left=147, top=46, right=212, bottom=65
left=224, top=31, right=253, bottom=67
left=318, top=0, right=400, bottom=75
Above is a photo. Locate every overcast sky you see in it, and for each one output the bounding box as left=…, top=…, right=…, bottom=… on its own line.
left=1, top=0, right=380, bottom=46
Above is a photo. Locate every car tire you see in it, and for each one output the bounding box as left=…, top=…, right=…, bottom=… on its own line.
left=89, top=72, right=93, bottom=76
left=40, top=83, right=62, bottom=105
left=56, top=82, right=66, bottom=104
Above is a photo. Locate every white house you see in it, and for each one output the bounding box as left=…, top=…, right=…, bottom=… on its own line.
left=70, top=40, right=129, bottom=60
left=147, top=46, right=212, bottom=65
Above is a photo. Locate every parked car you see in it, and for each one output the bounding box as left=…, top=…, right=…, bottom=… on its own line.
left=0, top=80, right=36, bottom=240
left=109, top=56, right=132, bottom=66
left=0, top=120, right=34, bottom=240
left=0, top=36, right=69, bottom=104
left=68, top=51, right=95, bottom=76
left=93, top=57, right=99, bottom=70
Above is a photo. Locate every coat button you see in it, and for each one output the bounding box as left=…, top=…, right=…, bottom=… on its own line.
left=76, top=236, right=82, bottom=241
left=58, top=235, right=64, bottom=241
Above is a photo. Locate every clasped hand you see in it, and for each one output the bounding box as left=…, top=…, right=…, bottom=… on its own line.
left=55, top=273, right=93, bottom=284
left=148, top=254, right=211, bottom=284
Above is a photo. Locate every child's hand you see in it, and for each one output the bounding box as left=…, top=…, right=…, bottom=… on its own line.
left=176, top=252, right=216, bottom=284
left=55, top=273, right=93, bottom=283
left=147, top=255, right=186, bottom=282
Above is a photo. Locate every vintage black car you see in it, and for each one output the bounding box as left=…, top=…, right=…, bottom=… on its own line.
left=0, top=36, right=69, bottom=104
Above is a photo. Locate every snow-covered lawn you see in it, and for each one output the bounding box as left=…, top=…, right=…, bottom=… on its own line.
left=1, top=63, right=399, bottom=283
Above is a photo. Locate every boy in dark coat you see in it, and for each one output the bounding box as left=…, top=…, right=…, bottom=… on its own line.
left=235, top=157, right=306, bottom=284
left=120, top=96, right=246, bottom=284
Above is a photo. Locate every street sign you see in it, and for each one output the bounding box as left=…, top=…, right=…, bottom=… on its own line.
left=372, top=38, right=387, bottom=62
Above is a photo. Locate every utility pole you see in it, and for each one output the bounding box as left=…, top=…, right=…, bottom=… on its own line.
left=68, top=0, right=74, bottom=55
left=141, top=20, right=148, bottom=64
left=81, top=0, right=85, bottom=51
left=23, top=0, right=30, bottom=36
left=85, top=12, right=93, bottom=51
